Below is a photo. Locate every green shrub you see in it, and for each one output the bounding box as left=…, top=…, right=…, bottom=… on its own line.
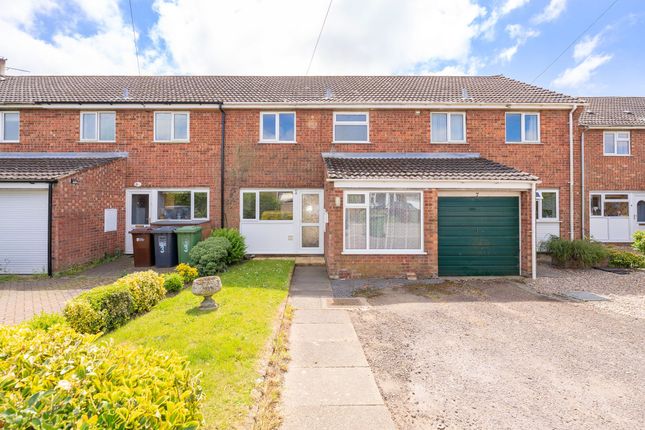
left=633, top=231, right=645, bottom=254
left=64, top=283, right=134, bottom=334
left=0, top=325, right=203, bottom=429
left=22, top=312, right=67, bottom=331
left=546, top=237, right=609, bottom=268
left=113, top=270, right=166, bottom=313
left=211, top=228, right=247, bottom=264
left=189, top=236, right=231, bottom=276
left=176, top=263, right=199, bottom=284
left=259, top=210, right=292, bottom=220
left=164, top=273, right=185, bottom=293
left=608, top=249, right=645, bottom=269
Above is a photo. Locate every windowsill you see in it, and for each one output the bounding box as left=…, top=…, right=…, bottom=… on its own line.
left=0, top=141, right=20, bottom=144
left=536, top=219, right=560, bottom=223
left=342, top=250, right=427, bottom=255
left=151, top=219, right=209, bottom=225
left=258, top=141, right=297, bottom=144
left=78, top=140, right=117, bottom=143
left=240, top=219, right=294, bottom=224
left=505, top=141, right=543, bottom=145
left=332, top=141, right=371, bottom=144
left=603, top=153, right=631, bottom=157
left=154, top=140, right=190, bottom=144
left=430, top=141, right=468, bottom=145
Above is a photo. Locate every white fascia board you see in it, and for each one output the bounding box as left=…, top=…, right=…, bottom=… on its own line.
left=0, top=182, right=51, bottom=188
left=331, top=179, right=537, bottom=190
left=584, top=125, right=645, bottom=130
left=33, top=103, right=223, bottom=110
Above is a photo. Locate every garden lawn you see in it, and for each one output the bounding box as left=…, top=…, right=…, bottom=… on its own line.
left=107, top=259, right=294, bottom=429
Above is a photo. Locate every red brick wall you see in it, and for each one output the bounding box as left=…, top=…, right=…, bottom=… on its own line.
left=51, top=158, right=126, bottom=271
left=581, top=128, right=645, bottom=237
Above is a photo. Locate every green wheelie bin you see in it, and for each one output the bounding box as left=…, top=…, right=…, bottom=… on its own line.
left=175, top=226, right=203, bottom=264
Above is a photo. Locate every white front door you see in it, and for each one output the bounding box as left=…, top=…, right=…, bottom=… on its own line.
left=631, top=193, right=645, bottom=236
left=125, top=190, right=153, bottom=254
left=298, top=190, right=324, bottom=253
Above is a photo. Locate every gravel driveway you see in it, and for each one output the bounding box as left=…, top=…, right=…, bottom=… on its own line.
left=350, top=278, right=645, bottom=429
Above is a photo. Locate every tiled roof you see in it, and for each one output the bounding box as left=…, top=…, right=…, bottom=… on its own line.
left=579, top=97, right=645, bottom=127
left=0, top=75, right=579, bottom=105
left=0, top=153, right=125, bottom=181
left=322, top=152, right=538, bottom=182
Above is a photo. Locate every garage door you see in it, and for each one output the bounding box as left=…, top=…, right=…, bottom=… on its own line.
left=0, top=189, right=49, bottom=274
left=438, top=197, right=519, bottom=276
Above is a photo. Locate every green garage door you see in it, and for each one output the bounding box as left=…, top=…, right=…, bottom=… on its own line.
left=438, top=197, right=519, bottom=276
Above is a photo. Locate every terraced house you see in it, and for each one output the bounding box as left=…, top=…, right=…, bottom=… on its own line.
left=1, top=67, right=639, bottom=279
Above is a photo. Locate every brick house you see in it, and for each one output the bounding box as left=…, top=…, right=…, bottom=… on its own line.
left=0, top=73, right=607, bottom=279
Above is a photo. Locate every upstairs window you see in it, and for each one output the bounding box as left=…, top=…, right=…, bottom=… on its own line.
left=0, top=112, right=19, bottom=142
left=154, top=112, right=189, bottom=142
left=506, top=112, right=539, bottom=143
left=333, top=112, right=369, bottom=143
left=431, top=112, right=466, bottom=143
left=80, top=112, right=115, bottom=141
left=260, top=112, right=296, bottom=143
left=603, top=131, right=630, bottom=155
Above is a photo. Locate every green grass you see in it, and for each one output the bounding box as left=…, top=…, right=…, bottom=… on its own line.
left=107, top=259, right=294, bottom=429
left=0, top=274, right=18, bottom=283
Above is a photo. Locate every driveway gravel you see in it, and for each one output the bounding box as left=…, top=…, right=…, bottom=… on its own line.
left=350, top=279, right=645, bottom=430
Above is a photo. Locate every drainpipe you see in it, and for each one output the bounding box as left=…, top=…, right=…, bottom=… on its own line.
left=531, top=181, right=537, bottom=279
left=47, top=182, right=54, bottom=277
left=569, top=104, right=577, bottom=240
left=218, top=102, right=226, bottom=229
left=581, top=128, right=586, bottom=239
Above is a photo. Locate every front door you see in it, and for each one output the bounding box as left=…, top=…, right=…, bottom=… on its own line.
left=299, top=190, right=324, bottom=253
left=125, top=190, right=153, bottom=254
left=631, top=193, right=645, bottom=236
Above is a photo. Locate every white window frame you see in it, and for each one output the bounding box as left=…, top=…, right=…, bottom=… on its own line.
left=240, top=189, right=295, bottom=223
left=333, top=112, right=370, bottom=143
left=80, top=111, right=116, bottom=142
left=155, top=189, right=209, bottom=221
left=259, top=112, right=296, bottom=143
left=430, top=112, right=467, bottom=144
left=603, top=131, right=630, bottom=156
left=154, top=111, right=190, bottom=142
left=505, top=112, right=540, bottom=144
left=342, top=190, right=424, bottom=255
left=590, top=192, right=629, bottom=218
left=0, top=111, right=20, bottom=143
left=536, top=189, right=559, bottom=221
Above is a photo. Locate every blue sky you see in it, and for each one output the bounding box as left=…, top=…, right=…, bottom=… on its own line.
left=1, top=0, right=643, bottom=96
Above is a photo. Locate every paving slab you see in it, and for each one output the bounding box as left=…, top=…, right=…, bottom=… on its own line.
left=289, top=295, right=324, bottom=309
left=293, top=309, right=351, bottom=324
left=562, top=290, right=610, bottom=301
left=290, top=338, right=369, bottom=367
left=282, top=367, right=384, bottom=406
left=290, top=323, right=359, bottom=342
left=281, top=405, right=395, bottom=430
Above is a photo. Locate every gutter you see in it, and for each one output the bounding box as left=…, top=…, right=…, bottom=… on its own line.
left=218, top=102, right=226, bottom=228
left=569, top=104, right=577, bottom=240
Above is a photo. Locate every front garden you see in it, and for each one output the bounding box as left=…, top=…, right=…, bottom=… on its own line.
left=0, top=228, right=294, bottom=429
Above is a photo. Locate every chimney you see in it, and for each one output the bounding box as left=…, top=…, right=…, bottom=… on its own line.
left=0, top=58, right=6, bottom=76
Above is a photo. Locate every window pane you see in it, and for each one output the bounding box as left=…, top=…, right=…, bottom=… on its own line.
left=506, top=113, right=521, bottom=142
left=158, top=191, right=191, bottom=220
left=345, top=208, right=367, bottom=249
left=336, top=114, right=366, bottom=122
left=301, top=193, right=319, bottom=223
left=369, top=192, right=421, bottom=250
left=81, top=113, right=96, bottom=140
left=335, top=124, right=368, bottom=141
left=616, top=140, right=630, bottom=154
left=617, top=132, right=629, bottom=139
left=173, top=113, right=188, bottom=140
left=194, top=192, right=208, bottom=218
left=541, top=192, right=557, bottom=219
left=347, top=194, right=365, bottom=204
left=638, top=201, right=645, bottom=223
left=524, top=114, right=539, bottom=141
left=590, top=195, right=602, bottom=216
left=155, top=113, right=172, bottom=141
left=278, top=113, right=295, bottom=141
left=605, top=194, right=628, bottom=200
left=450, top=113, right=464, bottom=141
left=242, top=192, right=257, bottom=220
left=3, top=113, right=19, bottom=141
left=301, top=226, right=319, bottom=248
left=604, top=201, right=628, bottom=217
left=604, top=133, right=615, bottom=154
left=431, top=113, right=448, bottom=142
left=98, top=112, right=115, bottom=141
left=131, top=194, right=149, bottom=224
left=259, top=191, right=293, bottom=220
left=262, top=114, right=276, bottom=140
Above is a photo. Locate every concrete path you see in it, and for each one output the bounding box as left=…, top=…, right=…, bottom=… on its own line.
left=281, top=266, right=395, bottom=430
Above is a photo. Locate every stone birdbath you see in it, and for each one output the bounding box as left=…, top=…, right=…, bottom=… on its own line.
left=191, top=276, right=222, bottom=311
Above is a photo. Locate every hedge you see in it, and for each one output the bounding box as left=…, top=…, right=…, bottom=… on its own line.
left=0, top=325, right=202, bottom=429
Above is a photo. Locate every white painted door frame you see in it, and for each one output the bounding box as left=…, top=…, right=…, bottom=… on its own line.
left=630, top=193, right=645, bottom=236
left=125, top=189, right=153, bottom=254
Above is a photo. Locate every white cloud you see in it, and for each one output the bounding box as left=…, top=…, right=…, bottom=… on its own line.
left=501, top=0, right=531, bottom=15
left=497, top=24, right=539, bottom=62
left=573, top=33, right=602, bottom=62
left=533, top=0, right=567, bottom=24
left=552, top=54, right=612, bottom=87
left=479, top=0, right=530, bottom=40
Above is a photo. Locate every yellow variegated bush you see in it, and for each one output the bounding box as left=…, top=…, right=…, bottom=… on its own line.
left=114, top=270, right=166, bottom=313
left=175, top=263, right=199, bottom=284
left=0, top=325, right=203, bottom=429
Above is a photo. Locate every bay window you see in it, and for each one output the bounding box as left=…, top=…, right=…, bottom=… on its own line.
left=344, top=191, right=422, bottom=253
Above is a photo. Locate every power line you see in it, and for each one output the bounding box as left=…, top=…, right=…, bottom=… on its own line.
left=128, top=0, right=141, bottom=75
left=531, top=0, right=619, bottom=84
left=305, top=0, right=333, bottom=76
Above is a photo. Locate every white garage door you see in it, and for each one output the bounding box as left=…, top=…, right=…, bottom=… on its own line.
left=0, top=188, right=49, bottom=274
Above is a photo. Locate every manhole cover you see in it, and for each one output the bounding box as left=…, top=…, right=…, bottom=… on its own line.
left=325, top=297, right=368, bottom=307
left=562, top=291, right=609, bottom=301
